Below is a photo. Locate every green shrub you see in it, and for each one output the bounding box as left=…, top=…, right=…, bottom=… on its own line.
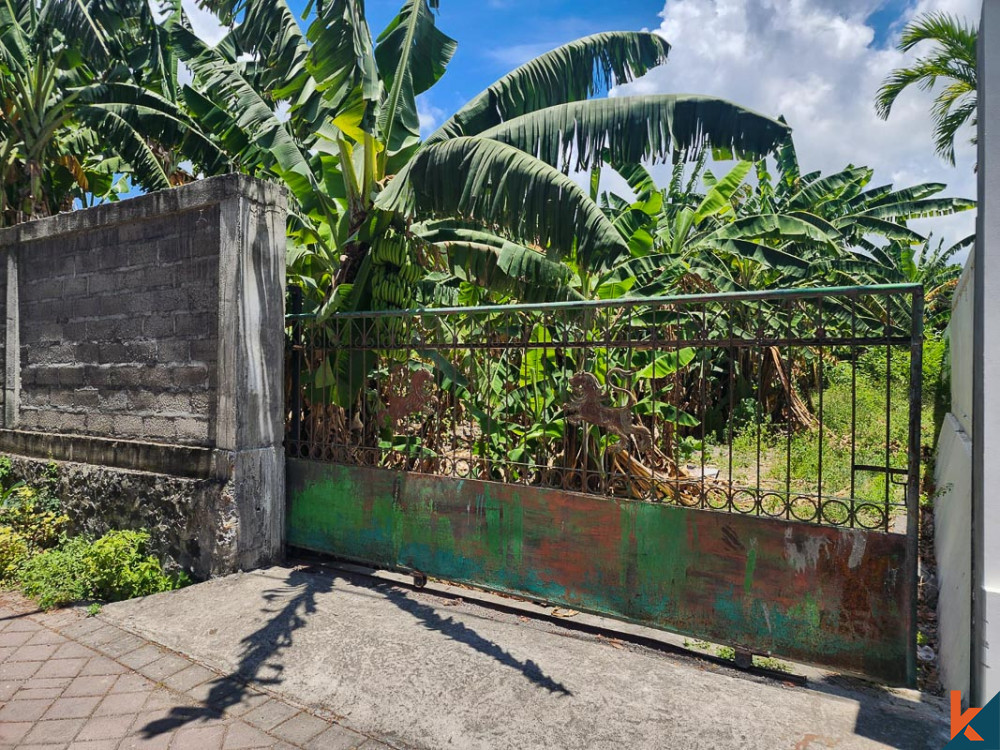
left=0, top=491, right=69, bottom=549
left=18, top=530, right=189, bottom=610
left=86, top=530, right=189, bottom=602
left=19, top=536, right=93, bottom=609
left=0, top=526, right=29, bottom=584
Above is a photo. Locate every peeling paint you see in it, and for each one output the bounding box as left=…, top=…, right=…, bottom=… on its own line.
left=287, top=459, right=914, bottom=685
left=848, top=533, right=867, bottom=570
left=784, top=528, right=832, bottom=574
left=744, top=539, right=758, bottom=595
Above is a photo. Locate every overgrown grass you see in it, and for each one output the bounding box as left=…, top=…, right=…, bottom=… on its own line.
left=706, top=338, right=945, bottom=527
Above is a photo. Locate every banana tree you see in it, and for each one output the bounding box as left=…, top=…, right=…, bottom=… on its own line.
left=0, top=0, right=225, bottom=226
left=594, top=158, right=834, bottom=298
left=182, top=0, right=792, bottom=314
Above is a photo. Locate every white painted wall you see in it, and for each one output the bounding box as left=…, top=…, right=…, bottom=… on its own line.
left=936, top=413, right=973, bottom=699
left=951, top=257, right=974, bottom=436
left=973, top=0, right=1000, bottom=705
left=936, top=252, right=975, bottom=700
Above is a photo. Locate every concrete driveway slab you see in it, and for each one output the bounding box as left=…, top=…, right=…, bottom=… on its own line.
left=100, top=565, right=949, bottom=750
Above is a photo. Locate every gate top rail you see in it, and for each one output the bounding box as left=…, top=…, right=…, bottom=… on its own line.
left=285, top=283, right=923, bottom=321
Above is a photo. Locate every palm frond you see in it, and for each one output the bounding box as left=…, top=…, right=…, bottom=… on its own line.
left=377, top=136, right=629, bottom=270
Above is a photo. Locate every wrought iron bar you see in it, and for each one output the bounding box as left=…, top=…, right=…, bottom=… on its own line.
left=284, top=286, right=923, bottom=533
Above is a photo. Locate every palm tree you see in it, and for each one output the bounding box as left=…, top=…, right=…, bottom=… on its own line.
left=179, top=0, right=792, bottom=315
left=875, top=12, right=977, bottom=166
left=0, top=0, right=226, bottom=227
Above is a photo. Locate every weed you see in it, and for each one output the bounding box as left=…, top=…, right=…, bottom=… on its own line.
left=19, top=536, right=93, bottom=609
left=86, top=530, right=190, bottom=602
left=715, top=645, right=736, bottom=660
left=0, top=494, right=69, bottom=549
left=0, top=526, right=29, bottom=584
left=752, top=655, right=790, bottom=672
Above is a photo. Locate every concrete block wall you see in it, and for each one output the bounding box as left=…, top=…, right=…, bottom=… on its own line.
left=0, top=175, right=287, bottom=577
left=16, top=207, right=220, bottom=445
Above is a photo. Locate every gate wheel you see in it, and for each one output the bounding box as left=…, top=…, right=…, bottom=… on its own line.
left=734, top=649, right=753, bottom=669
left=413, top=572, right=427, bottom=589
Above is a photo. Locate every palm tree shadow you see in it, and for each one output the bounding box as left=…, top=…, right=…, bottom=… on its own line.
left=139, top=565, right=569, bottom=739
left=139, top=566, right=333, bottom=738
left=372, top=579, right=572, bottom=696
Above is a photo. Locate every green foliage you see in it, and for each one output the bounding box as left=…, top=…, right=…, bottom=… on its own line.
left=0, top=0, right=224, bottom=227
left=876, top=12, right=977, bottom=165
left=18, top=531, right=188, bottom=611
left=922, top=336, right=948, bottom=401
left=86, top=530, right=190, bottom=602
left=0, top=463, right=67, bottom=585
left=19, top=536, right=94, bottom=610
left=0, top=490, right=69, bottom=549
left=182, top=0, right=789, bottom=322
left=598, top=136, right=972, bottom=309
left=0, top=526, right=29, bottom=584
left=752, top=655, right=790, bottom=672
left=714, top=345, right=939, bottom=526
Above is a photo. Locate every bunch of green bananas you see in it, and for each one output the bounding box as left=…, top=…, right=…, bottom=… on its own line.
left=369, top=234, right=423, bottom=310
left=369, top=233, right=424, bottom=353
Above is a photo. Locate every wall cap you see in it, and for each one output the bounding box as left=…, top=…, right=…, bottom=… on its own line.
left=0, top=174, right=286, bottom=248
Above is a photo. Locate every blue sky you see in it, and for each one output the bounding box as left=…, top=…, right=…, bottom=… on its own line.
left=351, top=0, right=665, bottom=118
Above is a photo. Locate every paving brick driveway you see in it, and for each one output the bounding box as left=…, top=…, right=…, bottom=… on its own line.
left=0, top=593, right=388, bottom=750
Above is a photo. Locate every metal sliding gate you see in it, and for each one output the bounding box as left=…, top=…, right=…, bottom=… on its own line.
left=285, top=284, right=923, bottom=686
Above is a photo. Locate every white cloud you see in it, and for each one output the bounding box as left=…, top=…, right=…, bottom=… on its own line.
left=614, top=0, right=981, bottom=254
left=181, top=0, right=228, bottom=47
left=417, top=97, right=446, bottom=137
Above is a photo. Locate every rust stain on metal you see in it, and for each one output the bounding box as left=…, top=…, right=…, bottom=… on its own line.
left=288, top=460, right=914, bottom=686
left=383, top=369, right=437, bottom=429
left=564, top=369, right=651, bottom=454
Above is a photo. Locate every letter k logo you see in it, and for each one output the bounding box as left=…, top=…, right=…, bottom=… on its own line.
left=953, top=691, right=985, bottom=741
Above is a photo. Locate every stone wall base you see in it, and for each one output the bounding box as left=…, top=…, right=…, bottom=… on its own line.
left=6, top=453, right=244, bottom=579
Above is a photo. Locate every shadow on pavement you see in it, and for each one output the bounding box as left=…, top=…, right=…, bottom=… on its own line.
left=140, top=564, right=570, bottom=739
left=811, top=674, right=948, bottom=750
left=139, top=565, right=333, bottom=738
left=373, top=579, right=572, bottom=696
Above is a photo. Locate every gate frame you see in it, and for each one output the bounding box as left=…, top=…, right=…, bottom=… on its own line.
left=285, top=283, right=924, bottom=686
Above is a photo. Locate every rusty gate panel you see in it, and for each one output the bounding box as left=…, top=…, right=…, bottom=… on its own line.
left=287, top=459, right=913, bottom=685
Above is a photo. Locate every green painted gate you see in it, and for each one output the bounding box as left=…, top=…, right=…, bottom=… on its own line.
left=286, top=285, right=923, bottom=686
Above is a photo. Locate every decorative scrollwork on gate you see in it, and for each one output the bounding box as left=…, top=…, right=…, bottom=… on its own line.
left=382, top=369, right=438, bottom=430
left=564, top=368, right=651, bottom=455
